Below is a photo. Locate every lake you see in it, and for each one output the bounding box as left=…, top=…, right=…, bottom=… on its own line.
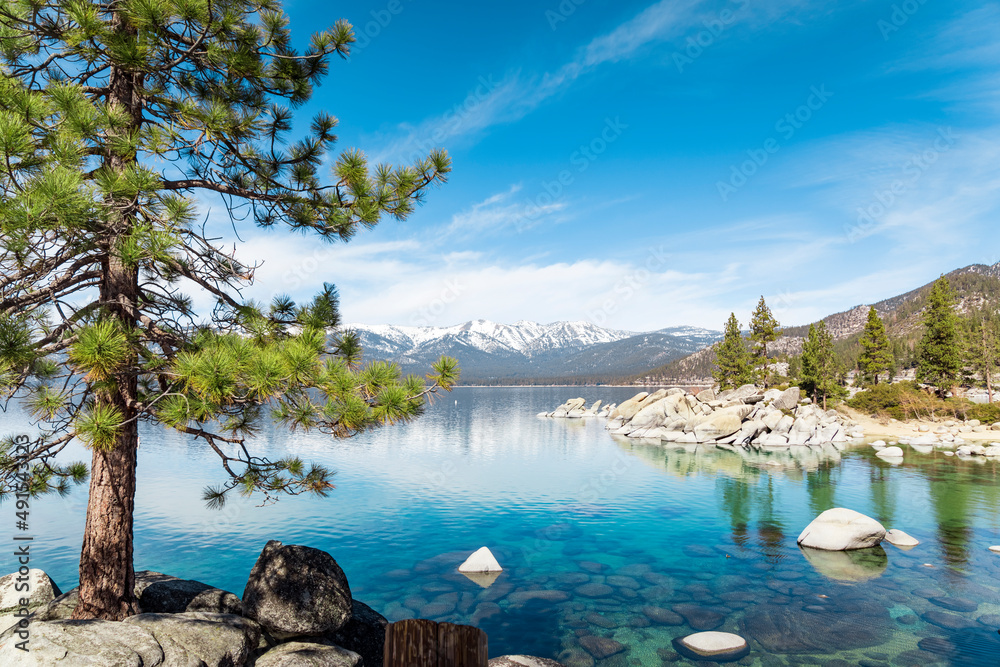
left=5, top=386, right=1000, bottom=665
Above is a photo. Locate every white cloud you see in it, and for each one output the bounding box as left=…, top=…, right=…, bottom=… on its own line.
left=446, top=184, right=566, bottom=237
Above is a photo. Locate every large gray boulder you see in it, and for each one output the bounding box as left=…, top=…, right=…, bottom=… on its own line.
left=243, top=541, right=353, bottom=637
left=26, top=588, right=78, bottom=622
left=772, top=387, right=801, bottom=410
left=797, top=508, right=886, bottom=551
left=135, top=571, right=242, bottom=615
left=608, top=392, right=649, bottom=421
left=693, top=412, right=743, bottom=442
left=0, top=569, right=61, bottom=633
left=325, top=600, right=388, bottom=667
left=626, top=398, right=669, bottom=431
left=123, top=611, right=260, bottom=666
left=254, top=641, right=361, bottom=667
left=731, top=384, right=760, bottom=402
left=0, top=619, right=165, bottom=666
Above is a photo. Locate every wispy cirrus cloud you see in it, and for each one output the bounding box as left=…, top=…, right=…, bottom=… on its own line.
left=370, top=0, right=706, bottom=163
left=446, top=184, right=567, bottom=238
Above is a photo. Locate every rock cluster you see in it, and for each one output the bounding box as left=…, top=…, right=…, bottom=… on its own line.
left=0, top=542, right=385, bottom=667
left=538, top=398, right=612, bottom=419
left=545, top=385, right=864, bottom=448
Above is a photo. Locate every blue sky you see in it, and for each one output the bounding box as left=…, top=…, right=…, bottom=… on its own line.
left=208, top=0, right=1000, bottom=331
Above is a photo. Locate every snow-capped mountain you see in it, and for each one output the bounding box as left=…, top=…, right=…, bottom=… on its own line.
left=340, top=320, right=721, bottom=383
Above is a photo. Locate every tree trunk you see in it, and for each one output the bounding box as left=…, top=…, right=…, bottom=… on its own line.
left=73, top=416, right=139, bottom=619
left=73, top=11, right=143, bottom=621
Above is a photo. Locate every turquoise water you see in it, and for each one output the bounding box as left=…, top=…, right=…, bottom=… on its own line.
left=5, top=386, right=1000, bottom=665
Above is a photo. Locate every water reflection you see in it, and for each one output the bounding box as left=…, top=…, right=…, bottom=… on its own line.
left=799, top=545, right=888, bottom=582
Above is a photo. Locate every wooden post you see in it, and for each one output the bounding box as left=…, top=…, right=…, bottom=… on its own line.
left=384, top=619, right=488, bottom=667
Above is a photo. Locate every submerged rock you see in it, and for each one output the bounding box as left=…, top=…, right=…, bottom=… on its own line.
left=578, top=635, right=625, bottom=659
left=796, top=508, right=886, bottom=551
left=741, top=599, right=891, bottom=653
left=489, top=656, right=566, bottom=667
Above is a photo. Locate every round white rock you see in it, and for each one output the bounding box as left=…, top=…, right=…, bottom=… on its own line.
left=674, top=632, right=750, bottom=661
left=885, top=529, right=919, bottom=547
left=875, top=446, right=904, bottom=459
left=797, top=508, right=886, bottom=551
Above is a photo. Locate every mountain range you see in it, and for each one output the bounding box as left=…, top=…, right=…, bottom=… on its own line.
left=640, top=262, right=1000, bottom=383
left=344, top=320, right=721, bottom=384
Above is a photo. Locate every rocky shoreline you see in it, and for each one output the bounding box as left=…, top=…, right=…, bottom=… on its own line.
left=541, top=385, right=865, bottom=449
left=0, top=541, right=554, bottom=667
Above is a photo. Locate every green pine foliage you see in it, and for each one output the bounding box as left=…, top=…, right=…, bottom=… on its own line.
left=857, top=306, right=894, bottom=386
left=749, top=296, right=780, bottom=387
left=917, top=276, right=962, bottom=396
left=800, top=321, right=842, bottom=406
left=962, top=308, right=1000, bottom=402
left=713, top=313, right=753, bottom=390
left=0, top=0, right=456, bottom=618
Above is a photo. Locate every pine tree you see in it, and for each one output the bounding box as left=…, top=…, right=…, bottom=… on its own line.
left=713, top=313, right=753, bottom=390
left=749, top=296, right=780, bottom=387
left=917, top=276, right=962, bottom=397
left=857, top=306, right=894, bottom=386
left=963, top=309, right=1000, bottom=403
left=801, top=321, right=838, bottom=408
left=0, top=1, right=455, bottom=620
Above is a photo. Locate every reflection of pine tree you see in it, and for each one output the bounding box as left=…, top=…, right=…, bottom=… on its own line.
left=868, top=468, right=895, bottom=528
left=805, top=464, right=837, bottom=518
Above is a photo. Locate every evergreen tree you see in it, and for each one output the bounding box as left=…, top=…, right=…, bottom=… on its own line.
left=801, top=321, right=838, bottom=408
left=917, top=276, right=962, bottom=397
left=963, top=309, right=1000, bottom=403
left=713, top=313, right=753, bottom=390
left=749, top=296, right=780, bottom=387
left=857, top=306, right=894, bottom=386
left=0, top=1, right=455, bottom=620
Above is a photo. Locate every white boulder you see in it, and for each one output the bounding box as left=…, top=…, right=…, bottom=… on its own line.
left=885, top=529, right=919, bottom=547
left=875, top=446, right=904, bottom=459
left=458, top=547, right=502, bottom=573
left=673, top=632, right=750, bottom=662
left=796, top=508, right=886, bottom=551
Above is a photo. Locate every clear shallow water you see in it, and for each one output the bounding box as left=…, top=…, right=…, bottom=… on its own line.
left=4, top=386, right=1000, bottom=666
